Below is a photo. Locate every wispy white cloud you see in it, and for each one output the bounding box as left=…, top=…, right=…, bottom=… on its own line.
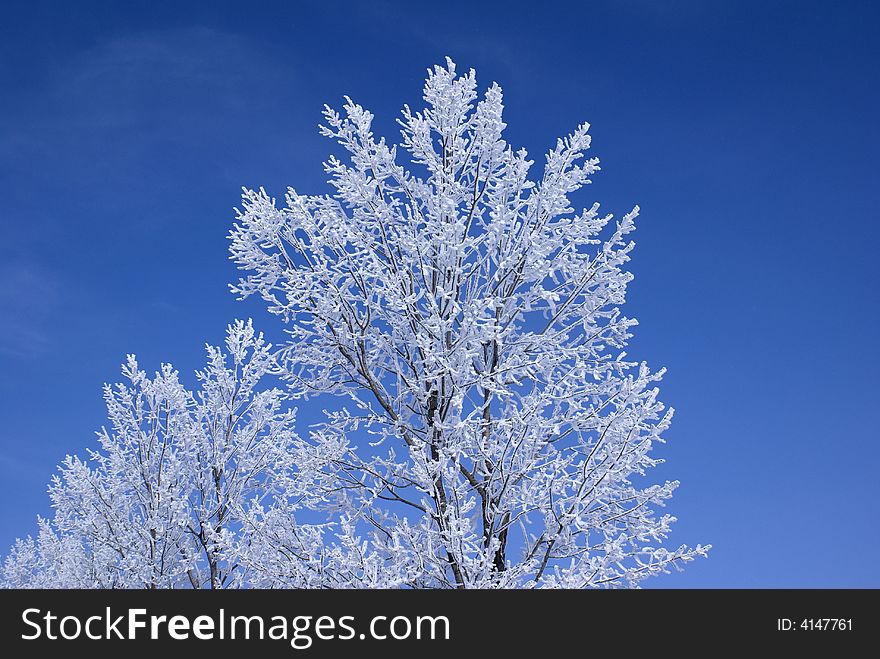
left=0, top=261, right=58, bottom=357
left=0, top=25, right=307, bottom=202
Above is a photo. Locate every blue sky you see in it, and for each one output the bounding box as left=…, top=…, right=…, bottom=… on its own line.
left=1, top=0, right=877, bottom=587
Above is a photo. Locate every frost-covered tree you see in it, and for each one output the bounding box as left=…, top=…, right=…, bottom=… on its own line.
left=2, top=320, right=325, bottom=588
left=3, top=60, right=707, bottom=589
left=228, top=58, right=708, bottom=588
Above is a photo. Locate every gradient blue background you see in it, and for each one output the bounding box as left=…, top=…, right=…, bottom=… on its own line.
left=1, top=0, right=877, bottom=587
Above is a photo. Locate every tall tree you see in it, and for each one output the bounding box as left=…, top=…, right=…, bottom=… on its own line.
left=228, top=58, right=708, bottom=588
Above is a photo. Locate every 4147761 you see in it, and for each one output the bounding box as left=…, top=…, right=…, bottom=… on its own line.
left=777, top=618, right=853, bottom=631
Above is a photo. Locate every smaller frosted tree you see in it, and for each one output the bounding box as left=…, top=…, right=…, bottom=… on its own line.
left=1, top=320, right=324, bottom=589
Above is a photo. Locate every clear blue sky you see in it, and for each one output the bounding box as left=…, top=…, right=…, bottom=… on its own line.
left=1, top=0, right=877, bottom=587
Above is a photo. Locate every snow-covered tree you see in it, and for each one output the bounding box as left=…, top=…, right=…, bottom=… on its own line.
left=228, top=58, right=708, bottom=588
left=3, top=59, right=707, bottom=589
left=2, top=320, right=325, bottom=588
